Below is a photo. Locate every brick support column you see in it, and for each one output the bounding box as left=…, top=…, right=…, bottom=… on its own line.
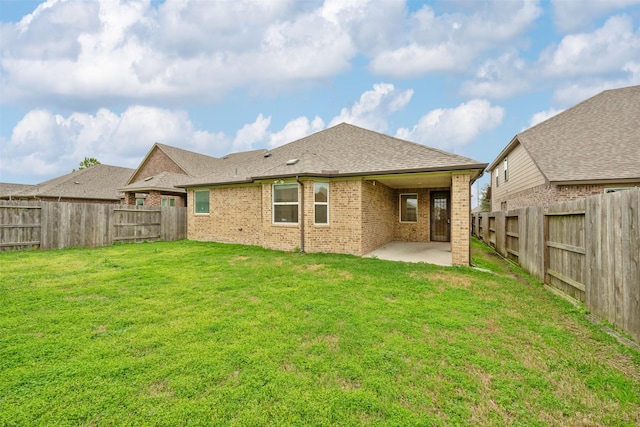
left=451, top=172, right=471, bottom=266
left=124, top=192, right=136, bottom=205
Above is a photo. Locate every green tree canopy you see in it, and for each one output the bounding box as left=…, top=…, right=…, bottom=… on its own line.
left=73, top=157, right=100, bottom=172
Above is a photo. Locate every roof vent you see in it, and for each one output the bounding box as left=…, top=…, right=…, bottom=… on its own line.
left=144, top=176, right=154, bottom=181
left=286, top=159, right=299, bottom=166
left=74, top=181, right=80, bottom=184
left=263, top=152, right=272, bottom=158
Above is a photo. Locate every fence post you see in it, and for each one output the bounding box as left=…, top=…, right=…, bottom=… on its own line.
left=543, top=211, right=550, bottom=285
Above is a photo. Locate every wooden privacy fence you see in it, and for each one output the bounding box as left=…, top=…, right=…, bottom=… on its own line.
left=473, top=188, right=640, bottom=343
left=0, top=201, right=186, bottom=251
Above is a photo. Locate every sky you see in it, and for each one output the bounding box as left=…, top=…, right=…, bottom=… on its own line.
left=1, top=0, right=640, bottom=206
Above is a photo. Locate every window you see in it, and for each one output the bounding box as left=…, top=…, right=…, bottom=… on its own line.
left=194, top=190, right=210, bottom=214
left=400, top=194, right=418, bottom=222
left=314, top=182, right=329, bottom=224
left=495, top=166, right=500, bottom=187
left=136, top=198, right=144, bottom=206
left=273, top=183, right=298, bottom=224
left=161, top=198, right=175, bottom=207
left=503, top=157, right=508, bottom=182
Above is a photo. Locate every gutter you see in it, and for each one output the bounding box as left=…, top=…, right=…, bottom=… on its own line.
left=177, top=164, right=489, bottom=189
left=296, top=176, right=305, bottom=253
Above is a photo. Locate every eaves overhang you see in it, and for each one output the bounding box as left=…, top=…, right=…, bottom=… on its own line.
left=178, top=163, right=488, bottom=189
left=487, top=135, right=519, bottom=172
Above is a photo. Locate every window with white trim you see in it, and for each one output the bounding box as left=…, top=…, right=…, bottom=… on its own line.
left=273, top=183, right=298, bottom=224
left=400, top=194, right=418, bottom=222
left=194, top=190, right=210, bottom=214
left=495, top=166, right=500, bottom=187
left=314, top=182, right=329, bottom=224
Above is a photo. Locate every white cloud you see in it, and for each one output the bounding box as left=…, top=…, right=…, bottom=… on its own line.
left=0, top=82, right=418, bottom=183
left=0, top=106, right=229, bottom=183
left=396, top=99, right=504, bottom=150
left=0, top=0, right=363, bottom=107
left=231, top=114, right=272, bottom=152
left=328, top=83, right=414, bottom=131
left=370, top=0, right=542, bottom=77
left=528, top=108, right=564, bottom=127
left=460, top=51, right=531, bottom=99
left=268, top=116, right=325, bottom=148
left=540, top=15, right=640, bottom=78
left=552, top=0, right=640, bottom=33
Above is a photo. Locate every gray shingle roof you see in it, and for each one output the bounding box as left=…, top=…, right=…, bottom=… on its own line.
left=12, top=164, right=135, bottom=201
left=119, top=172, right=190, bottom=193
left=491, top=85, right=640, bottom=183
left=154, top=143, right=220, bottom=177
left=184, top=123, right=487, bottom=186
left=0, top=183, right=34, bottom=198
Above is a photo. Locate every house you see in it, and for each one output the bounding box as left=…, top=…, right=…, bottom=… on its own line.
left=119, top=143, right=220, bottom=207
left=0, top=183, right=34, bottom=200
left=487, top=85, right=640, bottom=212
left=178, top=123, right=487, bottom=266
left=0, top=164, right=135, bottom=204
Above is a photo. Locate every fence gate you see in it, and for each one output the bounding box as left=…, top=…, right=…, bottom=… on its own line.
left=113, top=208, right=162, bottom=243
left=0, top=204, right=42, bottom=251
left=544, top=210, right=586, bottom=302
left=505, top=214, right=519, bottom=263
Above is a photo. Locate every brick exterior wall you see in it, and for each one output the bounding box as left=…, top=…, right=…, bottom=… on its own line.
left=186, top=175, right=474, bottom=264
left=451, top=172, right=471, bottom=266
left=361, top=180, right=395, bottom=254
left=392, top=188, right=431, bottom=243
left=492, top=182, right=638, bottom=211
left=304, top=180, right=363, bottom=255
left=132, top=148, right=187, bottom=182
left=187, top=185, right=263, bottom=247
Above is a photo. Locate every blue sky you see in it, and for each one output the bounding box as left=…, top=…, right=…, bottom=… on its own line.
left=1, top=0, right=640, bottom=206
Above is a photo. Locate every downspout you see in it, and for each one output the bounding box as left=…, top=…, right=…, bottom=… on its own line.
left=296, top=176, right=305, bottom=252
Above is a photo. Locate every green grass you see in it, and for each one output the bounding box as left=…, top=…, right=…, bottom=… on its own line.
left=1, top=239, right=638, bottom=426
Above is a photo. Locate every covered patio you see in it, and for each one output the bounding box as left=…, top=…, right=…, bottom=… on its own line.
left=364, top=241, right=452, bottom=266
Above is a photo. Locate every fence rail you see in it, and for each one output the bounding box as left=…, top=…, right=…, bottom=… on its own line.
left=473, top=188, right=640, bottom=343
left=0, top=201, right=186, bottom=251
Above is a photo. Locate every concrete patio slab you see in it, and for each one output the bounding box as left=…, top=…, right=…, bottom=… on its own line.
left=364, top=241, right=452, bottom=266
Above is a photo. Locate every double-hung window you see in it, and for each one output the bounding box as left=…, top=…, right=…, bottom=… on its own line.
left=495, top=166, right=500, bottom=187
left=273, top=183, right=298, bottom=224
left=503, top=158, right=508, bottom=182
left=314, top=182, right=329, bottom=225
left=400, top=194, right=418, bottom=222
left=194, top=190, right=210, bottom=214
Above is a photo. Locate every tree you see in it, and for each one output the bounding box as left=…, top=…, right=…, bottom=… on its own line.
left=73, top=157, right=100, bottom=172
left=479, top=183, right=491, bottom=212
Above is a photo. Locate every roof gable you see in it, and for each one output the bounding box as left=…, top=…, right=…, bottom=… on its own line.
left=506, top=85, right=640, bottom=183
left=128, top=143, right=220, bottom=184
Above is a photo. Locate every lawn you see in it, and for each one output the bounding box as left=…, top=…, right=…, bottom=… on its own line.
left=1, top=239, right=638, bottom=426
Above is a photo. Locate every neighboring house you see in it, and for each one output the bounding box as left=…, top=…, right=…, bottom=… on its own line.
left=487, top=85, right=640, bottom=212
left=178, top=123, right=487, bottom=266
left=0, top=164, right=135, bottom=204
left=120, top=143, right=230, bottom=207
left=0, top=183, right=34, bottom=200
